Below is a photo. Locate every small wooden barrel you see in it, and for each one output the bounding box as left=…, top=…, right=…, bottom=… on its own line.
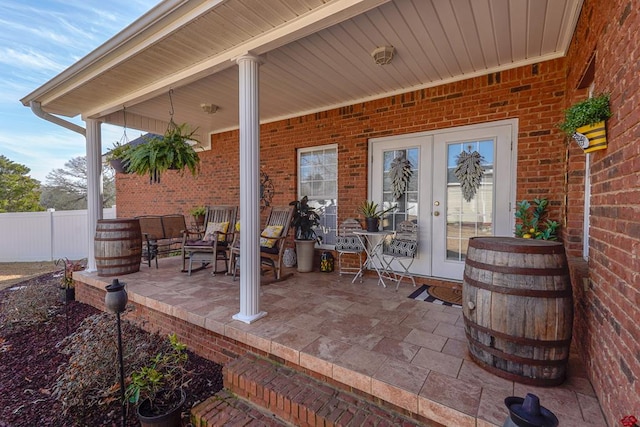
left=94, top=219, right=142, bottom=277
left=462, top=237, right=573, bottom=386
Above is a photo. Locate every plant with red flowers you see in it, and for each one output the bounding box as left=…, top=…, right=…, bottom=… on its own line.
left=622, top=415, right=638, bottom=427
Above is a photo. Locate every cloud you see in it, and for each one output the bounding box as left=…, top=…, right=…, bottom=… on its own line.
left=0, top=47, right=65, bottom=73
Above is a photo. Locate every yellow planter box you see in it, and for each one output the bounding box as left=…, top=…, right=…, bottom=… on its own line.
left=572, top=121, right=607, bottom=153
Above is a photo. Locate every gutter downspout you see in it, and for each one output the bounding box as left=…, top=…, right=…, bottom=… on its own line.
left=29, top=101, right=86, bottom=136
left=30, top=101, right=102, bottom=273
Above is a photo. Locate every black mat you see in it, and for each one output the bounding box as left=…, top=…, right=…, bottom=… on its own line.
left=408, top=285, right=462, bottom=308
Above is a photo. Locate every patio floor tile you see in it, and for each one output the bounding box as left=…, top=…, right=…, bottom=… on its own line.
left=75, top=256, right=605, bottom=426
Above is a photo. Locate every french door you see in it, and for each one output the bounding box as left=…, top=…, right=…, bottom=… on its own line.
left=370, top=120, right=516, bottom=281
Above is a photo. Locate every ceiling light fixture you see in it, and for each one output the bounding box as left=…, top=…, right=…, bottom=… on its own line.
left=200, top=103, right=219, bottom=114
left=371, top=46, right=395, bottom=65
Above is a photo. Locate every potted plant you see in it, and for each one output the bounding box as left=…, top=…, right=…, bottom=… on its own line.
left=558, top=93, right=612, bottom=153
left=189, top=206, right=206, bottom=227
left=55, top=257, right=86, bottom=302
left=289, top=196, right=321, bottom=272
left=358, top=200, right=396, bottom=232
left=105, top=141, right=132, bottom=173
left=514, top=198, right=559, bottom=240
left=126, top=333, right=191, bottom=427
left=125, top=122, right=201, bottom=183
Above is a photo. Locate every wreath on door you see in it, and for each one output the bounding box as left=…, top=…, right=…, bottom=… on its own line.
left=389, top=154, right=412, bottom=200
left=454, top=148, right=484, bottom=202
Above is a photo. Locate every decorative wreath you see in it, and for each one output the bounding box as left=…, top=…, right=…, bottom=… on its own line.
left=389, top=154, right=413, bottom=200
left=454, top=148, right=484, bottom=202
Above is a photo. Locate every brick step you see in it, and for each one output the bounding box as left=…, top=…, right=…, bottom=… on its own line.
left=192, top=352, right=444, bottom=427
left=191, top=389, right=292, bottom=426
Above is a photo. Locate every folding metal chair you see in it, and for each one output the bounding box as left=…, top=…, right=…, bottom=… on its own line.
left=335, top=218, right=364, bottom=280
left=381, top=220, right=418, bottom=290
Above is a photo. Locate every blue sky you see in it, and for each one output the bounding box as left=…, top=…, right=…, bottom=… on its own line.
left=0, top=0, right=158, bottom=182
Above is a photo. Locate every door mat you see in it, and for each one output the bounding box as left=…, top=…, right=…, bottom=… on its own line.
left=408, top=285, right=462, bottom=308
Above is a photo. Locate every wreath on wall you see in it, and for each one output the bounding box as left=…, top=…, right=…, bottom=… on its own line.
left=389, top=154, right=413, bottom=200
left=454, top=148, right=484, bottom=202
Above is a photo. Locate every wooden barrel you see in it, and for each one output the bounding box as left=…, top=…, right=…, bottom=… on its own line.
left=94, top=219, right=142, bottom=277
left=462, top=237, right=573, bottom=386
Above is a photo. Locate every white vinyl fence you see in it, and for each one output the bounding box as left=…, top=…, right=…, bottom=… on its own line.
left=0, top=208, right=116, bottom=262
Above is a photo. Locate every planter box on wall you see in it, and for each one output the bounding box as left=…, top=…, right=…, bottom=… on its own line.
left=572, top=121, right=607, bottom=153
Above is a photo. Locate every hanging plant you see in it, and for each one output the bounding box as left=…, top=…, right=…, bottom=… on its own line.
left=124, top=91, right=200, bottom=183
left=454, top=148, right=484, bottom=202
left=389, top=154, right=412, bottom=200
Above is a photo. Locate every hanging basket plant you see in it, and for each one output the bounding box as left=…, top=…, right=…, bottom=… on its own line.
left=454, top=148, right=484, bottom=202
left=389, top=154, right=413, bottom=200
left=124, top=91, right=200, bottom=183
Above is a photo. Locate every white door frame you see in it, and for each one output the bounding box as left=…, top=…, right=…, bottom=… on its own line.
left=368, top=119, right=518, bottom=281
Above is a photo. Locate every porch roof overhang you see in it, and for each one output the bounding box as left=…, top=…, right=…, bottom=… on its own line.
left=20, top=0, right=584, bottom=138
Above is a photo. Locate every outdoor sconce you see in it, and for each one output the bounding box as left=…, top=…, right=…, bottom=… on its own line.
left=104, top=279, right=128, bottom=427
left=371, top=46, right=395, bottom=65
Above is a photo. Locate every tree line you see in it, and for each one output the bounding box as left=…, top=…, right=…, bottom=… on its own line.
left=0, top=155, right=115, bottom=213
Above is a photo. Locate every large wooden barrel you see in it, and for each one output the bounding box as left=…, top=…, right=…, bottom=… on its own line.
left=462, top=237, right=573, bottom=386
left=94, top=219, right=142, bottom=277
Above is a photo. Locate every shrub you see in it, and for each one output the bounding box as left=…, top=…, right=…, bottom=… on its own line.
left=53, top=312, right=171, bottom=419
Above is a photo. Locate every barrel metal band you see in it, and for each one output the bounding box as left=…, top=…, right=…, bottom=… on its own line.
left=463, top=274, right=572, bottom=298
left=464, top=257, right=568, bottom=277
left=464, top=317, right=572, bottom=347
left=465, top=331, right=567, bottom=367
left=466, top=351, right=566, bottom=386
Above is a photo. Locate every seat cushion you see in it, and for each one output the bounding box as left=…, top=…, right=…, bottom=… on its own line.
left=260, top=246, right=279, bottom=255
left=384, top=239, right=417, bottom=257
left=203, top=221, right=230, bottom=242
left=260, top=225, right=283, bottom=248
left=335, top=236, right=364, bottom=252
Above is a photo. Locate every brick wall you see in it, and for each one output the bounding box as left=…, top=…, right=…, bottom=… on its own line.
left=117, top=58, right=569, bottom=248
left=113, top=6, right=640, bottom=422
left=562, top=0, right=640, bottom=424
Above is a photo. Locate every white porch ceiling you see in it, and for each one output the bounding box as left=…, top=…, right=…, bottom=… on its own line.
left=22, top=0, right=583, bottom=137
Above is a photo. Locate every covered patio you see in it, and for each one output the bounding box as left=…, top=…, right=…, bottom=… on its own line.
left=75, top=259, right=605, bottom=427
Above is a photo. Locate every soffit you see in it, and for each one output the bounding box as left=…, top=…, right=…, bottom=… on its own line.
left=25, top=0, right=583, bottom=135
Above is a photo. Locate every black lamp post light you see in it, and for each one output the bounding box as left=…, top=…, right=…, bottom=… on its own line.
left=105, top=279, right=128, bottom=427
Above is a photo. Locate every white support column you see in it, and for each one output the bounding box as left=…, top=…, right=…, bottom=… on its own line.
left=233, top=53, right=267, bottom=324
left=85, top=119, right=104, bottom=271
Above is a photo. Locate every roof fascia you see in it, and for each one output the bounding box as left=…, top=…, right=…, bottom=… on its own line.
left=20, top=0, right=217, bottom=106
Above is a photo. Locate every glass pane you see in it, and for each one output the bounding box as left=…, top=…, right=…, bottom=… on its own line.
left=446, top=140, right=494, bottom=261
left=382, top=148, right=419, bottom=231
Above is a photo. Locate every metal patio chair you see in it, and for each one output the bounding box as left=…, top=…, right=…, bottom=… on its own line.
left=335, top=218, right=364, bottom=279
left=381, top=220, right=418, bottom=290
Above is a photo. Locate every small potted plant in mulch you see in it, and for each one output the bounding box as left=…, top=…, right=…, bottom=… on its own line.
left=358, top=200, right=397, bottom=232
left=55, top=258, right=87, bottom=302
left=126, top=333, right=192, bottom=427
left=558, top=93, right=612, bottom=153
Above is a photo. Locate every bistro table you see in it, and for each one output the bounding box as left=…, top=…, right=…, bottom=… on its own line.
left=352, top=230, right=393, bottom=287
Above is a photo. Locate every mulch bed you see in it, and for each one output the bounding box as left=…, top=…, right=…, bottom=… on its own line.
left=0, top=272, right=223, bottom=427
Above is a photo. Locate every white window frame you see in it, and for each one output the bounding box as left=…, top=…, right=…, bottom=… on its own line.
left=297, top=144, right=338, bottom=249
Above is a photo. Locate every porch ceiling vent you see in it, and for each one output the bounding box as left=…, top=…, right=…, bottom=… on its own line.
left=201, top=103, right=219, bottom=114
left=371, top=46, right=395, bottom=65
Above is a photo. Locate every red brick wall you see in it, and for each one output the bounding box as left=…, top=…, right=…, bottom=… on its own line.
left=113, top=13, right=640, bottom=423
left=562, top=0, right=640, bottom=424
left=117, top=59, right=569, bottom=245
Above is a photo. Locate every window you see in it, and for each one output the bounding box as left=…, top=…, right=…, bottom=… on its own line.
left=298, top=145, right=337, bottom=247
